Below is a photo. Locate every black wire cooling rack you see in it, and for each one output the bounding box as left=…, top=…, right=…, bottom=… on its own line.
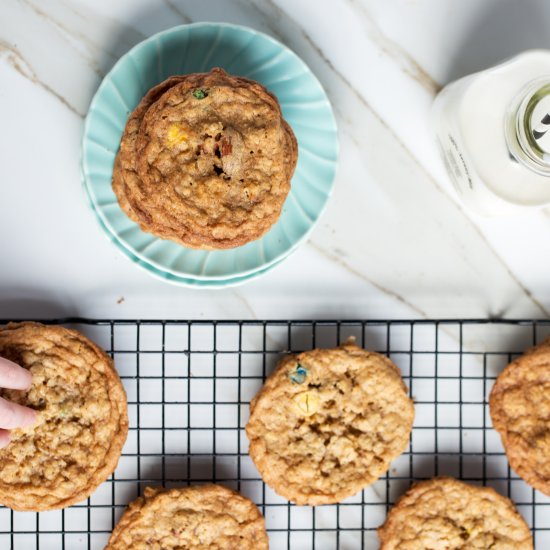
left=1, top=318, right=550, bottom=549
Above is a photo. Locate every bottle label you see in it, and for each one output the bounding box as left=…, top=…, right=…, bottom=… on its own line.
left=439, top=133, right=474, bottom=194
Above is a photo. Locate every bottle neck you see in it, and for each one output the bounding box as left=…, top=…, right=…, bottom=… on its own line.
left=506, top=78, right=550, bottom=177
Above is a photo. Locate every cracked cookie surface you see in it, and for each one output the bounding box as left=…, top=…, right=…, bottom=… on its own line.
left=113, top=68, right=297, bottom=249
left=0, top=322, right=128, bottom=511
left=106, top=485, right=269, bottom=549
left=378, top=477, right=533, bottom=549
left=245, top=341, right=414, bottom=505
left=490, top=337, right=550, bottom=496
left=113, top=75, right=186, bottom=224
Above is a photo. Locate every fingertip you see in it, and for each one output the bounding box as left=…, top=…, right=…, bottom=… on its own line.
left=0, top=430, right=11, bottom=449
left=0, top=399, right=37, bottom=430
left=0, top=357, right=33, bottom=390
left=20, top=369, right=33, bottom=390
left=21, top=408, right=37, bottom=427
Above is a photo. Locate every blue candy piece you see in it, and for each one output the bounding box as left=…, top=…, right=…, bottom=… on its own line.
left=289, top=364, right=308, bottom=384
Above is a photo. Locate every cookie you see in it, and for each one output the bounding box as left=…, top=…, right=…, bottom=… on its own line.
left=378, top=477, right=533, bottom=549
left=490, top=337, right=550, bottom=495
left=245, top=341, right=414, bottom=505
left=113, top=67, right=298, bottom=249
left=0, top=322, right=128, bottom=511
left=106, top=485, right=269, bottom=549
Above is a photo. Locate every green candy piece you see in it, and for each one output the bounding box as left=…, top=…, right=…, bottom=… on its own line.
left=192, top=89, right=207, bottom=99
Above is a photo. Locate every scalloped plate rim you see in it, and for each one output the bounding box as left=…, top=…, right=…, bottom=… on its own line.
left=81, top=21, right=338, bottom=281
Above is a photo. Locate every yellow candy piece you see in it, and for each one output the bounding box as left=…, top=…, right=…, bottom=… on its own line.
left=294, top=391, right=320, bottom=416
left=166, top=124, right=188, bottom=147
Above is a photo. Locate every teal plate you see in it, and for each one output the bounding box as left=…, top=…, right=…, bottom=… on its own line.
left=82, top=22, right=338, bottom=282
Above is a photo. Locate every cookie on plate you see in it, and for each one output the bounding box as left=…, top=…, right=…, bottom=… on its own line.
left=113, top=67, right=298, bottom=249
left=106, top=485, right=269, bottom=549
left=378, top=477, right=533, bottom=549
left=0, top=322, right=128, bottom=511
left=245, top=340, right=414, bottom=505
left=490, top=337, right=550, bottom=495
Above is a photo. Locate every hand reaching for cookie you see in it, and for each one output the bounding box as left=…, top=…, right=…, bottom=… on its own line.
left=0, top=357, right=35, bottom=448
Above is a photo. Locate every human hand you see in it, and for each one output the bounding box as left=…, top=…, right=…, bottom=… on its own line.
left=0, top=357, right=36, bottom=448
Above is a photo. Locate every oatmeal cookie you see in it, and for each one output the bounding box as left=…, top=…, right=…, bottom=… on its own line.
left=0, top=322, right=128, bottom=511
left=112, top=68, right=298, bottom=249
left=245, top=341, right=414, bottom=505
left=106, top=485, right=269, bottom=549
left=490, top=337, right=550, bottom=495
left=378, top=477, right=533, bottom=549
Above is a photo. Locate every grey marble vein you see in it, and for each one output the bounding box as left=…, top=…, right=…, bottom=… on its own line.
left=463, top=222, right=549, bottom=317
left=0, top=41, right=83, bottom=117
left=345, top=0, right=442, bottom=95
left=162, top=0, right=193, bottom=24
left=231, top=290, right=259, bottom=320
left=309, top=243, right=429, bottom=318
left=22, top=0, right=104, bottom=77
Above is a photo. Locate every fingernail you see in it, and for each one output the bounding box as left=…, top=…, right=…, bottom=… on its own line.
left=25, top=370, right=32, bottom=390
left=21, top=369, right=33, bottom=390
left=21, top=408, right=36, bottom=427
left=0, top=432, right=11, bottom=449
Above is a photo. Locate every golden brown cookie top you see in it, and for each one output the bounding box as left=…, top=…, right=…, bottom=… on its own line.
left=0, top=322, right=128, bottom=511
left=378, top=477, right=533, bottom=549
left=106, top=485, right=269, bottom=550
left=490, top=337, right=550, bottom=496
left=245, top=341, right=414, bottom=505
left=113, top=68, right=297, bottom=249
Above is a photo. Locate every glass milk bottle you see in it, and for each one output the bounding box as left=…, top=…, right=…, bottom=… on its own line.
left=432, top=50, right=550, bottom=215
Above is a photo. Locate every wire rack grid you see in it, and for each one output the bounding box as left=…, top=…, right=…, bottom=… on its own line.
left=0, top=318, right=549, bottom=550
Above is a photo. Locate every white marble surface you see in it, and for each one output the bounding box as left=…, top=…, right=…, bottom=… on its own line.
left=1, top=0, right=550, bottom=321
